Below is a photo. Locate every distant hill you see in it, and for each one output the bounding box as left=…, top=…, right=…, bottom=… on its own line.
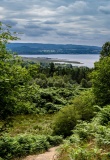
left=6, top=43, right=101, bottom=55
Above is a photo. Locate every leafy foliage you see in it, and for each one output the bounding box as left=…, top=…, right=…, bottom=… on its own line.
left=53, top=105, right=81, bottom=137
left=100, top=41, right=110, bottom=58
left=72, top=90, right=96, bottom=121
left=56, top=105, right=110, bottom=160
left=53, top=89, right=96, bottom=138
left=55, top=42, right=110, bottom=160
left=1, top=23, right=110, bottom=160
left=0, top=23, right=39, bottom=119
left=94, top=105, right=110, bottom=126
left=91, top=57, right=110, bottom=106
left=0, top=134, right=62, bottom=160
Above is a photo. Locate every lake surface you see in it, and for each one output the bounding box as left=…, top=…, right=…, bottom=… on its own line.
left=20, top=54, right=100, bottom=68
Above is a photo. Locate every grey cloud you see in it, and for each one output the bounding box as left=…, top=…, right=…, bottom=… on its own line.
left=18, top=23, right=57, bottom=38
left=2, top=20, right=18, bottom=26
left=57, top=1, right=89, bottom=15
left=12, top=26, right=47, bottom=37
left=25, top=30, right=47, bottom=37
left=79, top=16, right=95, bottom=21
left=24, top=23, right=56, bottom=31
left=99, top=5, right=110, bottom=14
left=0, top=0, right=110, bottom=46
left=56, top=31, right=78, bottom=37
left=43, top=20, right=59, bottom=24
left=23, top=24, right=41, bottom=29
left=41, top=26, right=56, bottom=31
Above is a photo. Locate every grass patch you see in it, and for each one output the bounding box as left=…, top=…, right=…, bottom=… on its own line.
left=0, top=114, right=63, bottom=160
left=2, top=114, right=54, bottom=136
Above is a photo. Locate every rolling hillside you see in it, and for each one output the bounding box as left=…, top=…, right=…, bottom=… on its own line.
left=7, top=43, right=101, bottom=55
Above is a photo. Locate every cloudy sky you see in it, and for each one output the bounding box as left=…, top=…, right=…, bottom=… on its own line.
left=1, top=0, right=110, bottom=46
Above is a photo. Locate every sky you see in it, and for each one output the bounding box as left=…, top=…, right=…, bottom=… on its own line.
left=0, top=0, right=110, bottom=46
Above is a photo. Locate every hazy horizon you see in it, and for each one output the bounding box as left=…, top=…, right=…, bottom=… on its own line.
left=1, top=0, right=110, bottom=46
left=8, top=42, right=101, bottom=47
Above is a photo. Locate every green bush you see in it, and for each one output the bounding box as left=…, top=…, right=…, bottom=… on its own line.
left=95, top=126, right=110, bottom=149
left=56, top=105, right=110, bottom=160
left=69, top=145, right=109, bottom=160
left=94, top=105, right=110, bottom=125
left=72, top=90, right=96, bottom=121
left=47, top=135, right=63, bottom=146
left=72, top=121, right=94, bottom=141
left=52, top=90, right=96, bottom=138
left=33, top=88, right=69, bottom=113
left=0, top=134, right=62, bottom=160
left=53, top=105, right=81, bottom=137
left=45, top=103, right=59, bottom=113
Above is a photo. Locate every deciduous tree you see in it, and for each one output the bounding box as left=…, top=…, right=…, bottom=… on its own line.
left=0, top=22, right=37, bottom=119
left=91, top=42, right=110, bottom=106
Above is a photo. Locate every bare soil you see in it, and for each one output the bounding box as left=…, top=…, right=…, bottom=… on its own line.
left=22, top=146, right=59, bottom=160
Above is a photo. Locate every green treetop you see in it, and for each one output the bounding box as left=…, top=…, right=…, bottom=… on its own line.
left=91, top=41, right=110, bottom=106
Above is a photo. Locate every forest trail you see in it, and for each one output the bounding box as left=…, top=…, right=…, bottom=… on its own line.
left=22, top=146, right=59, bottom=160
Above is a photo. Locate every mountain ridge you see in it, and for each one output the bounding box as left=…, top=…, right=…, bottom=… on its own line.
left=7, top=43, right=101, bottom=55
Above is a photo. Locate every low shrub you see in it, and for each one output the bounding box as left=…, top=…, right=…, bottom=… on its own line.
left=94, top=105, right=110, bottom=126
left=44, top=103, right=59, bottom=113
left=72, top=90, right=96, bottom=121
left=53, top=105, right=81, bottom=137
left=0, top=134, right=63, bottom=160
left=47, top=135, right=63, bottom=146
left=56, top=105, right=110, bottom=160
left=57, top=140, right=110, bottom=160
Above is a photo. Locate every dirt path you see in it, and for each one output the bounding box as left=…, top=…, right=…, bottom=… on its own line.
left=22, top=146, right=59, bottom=160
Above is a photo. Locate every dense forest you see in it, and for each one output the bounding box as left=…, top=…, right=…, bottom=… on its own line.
left=0, top=23, right=110, bottom=160
left=6, top=43, right=101, bottom=55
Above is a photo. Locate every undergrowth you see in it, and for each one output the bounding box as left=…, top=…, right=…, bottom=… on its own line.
left=56, top=105, right=110, bottom=160
left=0, top=134, right=62, bottom=160
left=0, top=114, right=63, bottom=160
left=0, top=114, right=53, bottom=136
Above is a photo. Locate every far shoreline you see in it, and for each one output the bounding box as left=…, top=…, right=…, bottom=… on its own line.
left=21, top=57, right=83, bottom=64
